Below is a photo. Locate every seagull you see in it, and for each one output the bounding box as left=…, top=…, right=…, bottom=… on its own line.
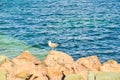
left=48, top=41, right=60, bottom=50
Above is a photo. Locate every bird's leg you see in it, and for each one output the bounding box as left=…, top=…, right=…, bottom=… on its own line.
left=51, top=48, right=54, bottom=50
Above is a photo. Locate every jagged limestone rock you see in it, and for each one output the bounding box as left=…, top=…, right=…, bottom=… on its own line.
left=44, top=50, right=74, bottom=67
left=76, top=56, right=101, bottom=72
left=44, top=50, right=75, bottom=80
left=75, top=56, right=101, bottom=80
left=101, top=60, right=120, bottom=72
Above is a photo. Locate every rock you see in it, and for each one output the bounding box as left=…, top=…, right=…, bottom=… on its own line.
left=46, top=66, right=63, bottom=80
left=71, top=62, right=88, bottom=80
left=62, top=63, right=75, bottom=75
left=12, top=58, right=35, bottom=74
left=15, top=71, right=29, bottom=79
left=0, top=60, right=16, bottom=80
left=13, top=51, right=41, bottom=64
left=44, top=50, right=74, bottom=67
left=107, top=60, right=118, bottom=64
left=44, top=50, right=75, bottom=80
left=11, top=51, right=48, bottom=80
left=96, top=72, right=120, bottom=80
left=2, top=49, right=120, bottom=80
left=74, top=56, right=101, bottom=80
left=100, top=60, right=120, bottom=72
left=12, top=59, right=48, bottom=80
left=76, top=56, right=101, bottom=72
left=0, top=55, right=9, bottom=65
left=64, top=74, right=84, bottom=80
left=0, top=69, right=6, bottom=80
left=12, top=50, right=42, bottom=74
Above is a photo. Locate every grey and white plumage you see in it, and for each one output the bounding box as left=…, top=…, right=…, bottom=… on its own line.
left=48, top=41, right=59, bottom=49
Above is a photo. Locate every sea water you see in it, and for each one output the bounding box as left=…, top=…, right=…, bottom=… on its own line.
left=0, top=0, right=120, bottom=63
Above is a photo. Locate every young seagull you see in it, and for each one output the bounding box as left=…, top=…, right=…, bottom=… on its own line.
left=48, top=41, right=59, bottom=50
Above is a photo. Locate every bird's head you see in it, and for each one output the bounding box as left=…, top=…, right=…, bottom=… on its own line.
left=48, top=40, right=51, bottom=44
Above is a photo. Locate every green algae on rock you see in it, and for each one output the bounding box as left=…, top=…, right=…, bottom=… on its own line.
left=0, top=55, right=9, bottom=65
left=96, top=72, right=120, bottom=80
left=64, top=74, right=84, bottom=80
left=88, top=71, right=95, bottom=80
left=0, top=69, right=6, bottom=80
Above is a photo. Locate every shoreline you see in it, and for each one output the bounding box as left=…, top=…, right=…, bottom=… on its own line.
left=0, top=50, right=120, bottom=80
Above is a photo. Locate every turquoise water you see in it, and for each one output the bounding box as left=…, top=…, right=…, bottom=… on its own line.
left=0, top=0, right=120, bottom=63
left=0, top=34, right=48, bottom=59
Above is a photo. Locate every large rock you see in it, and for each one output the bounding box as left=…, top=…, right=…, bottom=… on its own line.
left=46, top=65, right=63, bottom=80
left=10, top=51, right=48, bottom=80
left=13, top=51, right=41, bottom=64
left=44, top=50, right=74, bottom=80
left=0, top=60, right=16, bottom=80
left=73, top=56, right=101, bottom=80
left=72, top=62, right=88, bottom=80
left=44, top=50, right=74, bottom=67
left=76, top=56, right=101, bottom=72
left=100, top=60, right=120, bottom=72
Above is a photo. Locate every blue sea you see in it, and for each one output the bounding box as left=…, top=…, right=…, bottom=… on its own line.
left=0, top=0, right=120, bottom=63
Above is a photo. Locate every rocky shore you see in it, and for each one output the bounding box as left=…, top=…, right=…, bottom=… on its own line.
left=0, top=50, right=120, bottom=80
